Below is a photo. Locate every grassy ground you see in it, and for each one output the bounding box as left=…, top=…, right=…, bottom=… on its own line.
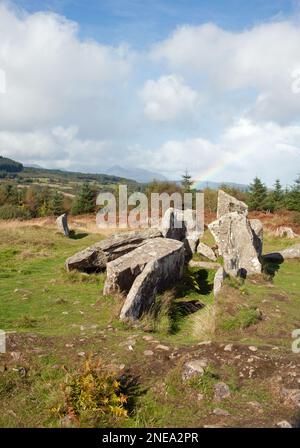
left=0, top=225, right=300, bottom=428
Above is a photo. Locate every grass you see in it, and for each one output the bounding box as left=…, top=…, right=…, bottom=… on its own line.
left=0, top=225, right=300, bottom=427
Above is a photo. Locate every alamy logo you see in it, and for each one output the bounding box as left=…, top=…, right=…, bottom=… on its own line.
left=0, top=330, right=6, bottom=353
left=0, top=69, right=6, bottom=94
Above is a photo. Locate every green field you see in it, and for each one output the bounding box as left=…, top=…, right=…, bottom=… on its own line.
left=0, top=226, right=300, bottom=428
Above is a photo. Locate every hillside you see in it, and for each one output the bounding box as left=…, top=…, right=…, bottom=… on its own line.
left=0, top=156, right=23, bottom=174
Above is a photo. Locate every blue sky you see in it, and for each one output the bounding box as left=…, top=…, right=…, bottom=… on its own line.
left=0, top=0, right=300, bottom=185
left=13, top=0, right=299, bottom=47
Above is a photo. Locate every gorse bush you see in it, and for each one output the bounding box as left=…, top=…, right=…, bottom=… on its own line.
left=0, top=204, right=31, bottom=220
left=56, top=357, right=128, bottom=426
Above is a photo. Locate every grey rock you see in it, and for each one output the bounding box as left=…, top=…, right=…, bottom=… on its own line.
left=209, top=212, right=261, bottom=277
left=264, top=243, right=300, bottom=262
left=197, top=242, right=217, bottom=261
left=213, top=267, right=227, bottom=297
left=66, top=229, right=162, bottom=272
left=56, top=213, right=70, bottom=237
left=161, top=208, right=187, bottom=241
left=217, top=190, right=248, bottom=219
left=182, top=359, right=208, bottom=381
left=275, top=227, right=297, bottom=239
left=214, top=382, right=231, bottom=401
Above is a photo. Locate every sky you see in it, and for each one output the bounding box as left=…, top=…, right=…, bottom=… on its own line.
left=0, top=0, right=300, bottom=185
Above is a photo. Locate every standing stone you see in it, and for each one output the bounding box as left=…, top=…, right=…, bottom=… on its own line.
left=213, top=267, right=227, bottom=296
left=161, top=208, right=187, bottom=241
left=209, top=212, right=261, bottom=277
left=56, top=213, right=70, bottom=237
left=66, top=229, right=162, bottom=273
left=217, top=190, right=248, bottom=219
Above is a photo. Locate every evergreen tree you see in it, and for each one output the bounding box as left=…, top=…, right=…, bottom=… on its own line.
left=270, top=179, right=284, bottom=211
left=50, top=191, right=65, bottom=216
left=248, top=177, right=268, bottom=211
left=72, top=183, right=96, bottom=215
left=181, top=170, right=193, bottom=193
left=286, top=175, right=300, bottom=211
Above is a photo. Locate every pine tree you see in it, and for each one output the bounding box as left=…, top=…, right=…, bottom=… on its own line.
left=248, top=177, right=268, bottom=211
left=181, top=170, right=193, bottom=193
left=50, top=191, right=65, bottom=216
left=72, top=183, right=96, bottom=215
left=271, top=179, right=284, bottom=211
left=286, top=175, right=300, bottom=211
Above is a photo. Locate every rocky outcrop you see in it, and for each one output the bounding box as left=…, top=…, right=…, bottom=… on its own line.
left=217, top=190, right=248, bottom=219
left=103, top=238, right=185, bottom=320
left=197, top=242, right=217, bottom=261
left=209, top=212, right=261, bottom=277
left=56, top=213, right=70, bottom=237
left=66, top=229, right=162, bottom=273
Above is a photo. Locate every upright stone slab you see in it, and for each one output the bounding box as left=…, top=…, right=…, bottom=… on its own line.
left=56, top=213, right=70, bottom=237
left=217, top=190, right=248, bottom=219
left=209, top=212, right=261, bottom=277
left=66, top=229, right=162, bottom=273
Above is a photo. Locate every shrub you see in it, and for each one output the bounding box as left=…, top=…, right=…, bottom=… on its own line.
left=56, top=357, right=129, bottom=426
left=0, top=204, right=31, bottom=220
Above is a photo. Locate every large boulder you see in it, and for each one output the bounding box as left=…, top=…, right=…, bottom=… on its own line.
left=103, top=238, right=185, bottom=320
left=66, top=229, right=162, bottom=273
left=56, top=213, right=70, bottom=237
left=217, top=190, right=248, bottom=219
left=209, top=212, right=261, bottom=277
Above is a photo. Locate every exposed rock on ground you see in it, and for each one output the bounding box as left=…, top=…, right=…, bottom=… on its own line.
left=65, top=229, right=162, bottom=272
left=197, top=242, right=217, bottom=261
left=102, top=238, right=185, bottom=320
left=264, top=243, right=300, bottom=262
left=275, top=227, right=297, bottom=239
left=56, top=213, right=70, bottom=237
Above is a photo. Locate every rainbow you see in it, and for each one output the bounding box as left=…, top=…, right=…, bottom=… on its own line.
left=192, top=145, right=254, bottom=188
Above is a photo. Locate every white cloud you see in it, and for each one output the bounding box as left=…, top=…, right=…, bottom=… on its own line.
left=134, top=119, right=300, bottom=185
left=139, top=74, right=199, bottom=122
left=151, top=22, right=300, bottom=124
left=0, top=3, right=133, bottom=134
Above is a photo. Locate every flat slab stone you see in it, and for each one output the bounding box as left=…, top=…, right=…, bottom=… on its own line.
left=66, top=229, right=162, bottom=273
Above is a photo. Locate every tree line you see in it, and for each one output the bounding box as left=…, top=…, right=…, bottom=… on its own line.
left=0, top=174, right=299, bottom=220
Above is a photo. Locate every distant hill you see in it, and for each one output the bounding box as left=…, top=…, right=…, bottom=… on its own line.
left=104, top=165, right=167, bottom=183
left=20, top=166, right=138, bottom=186
left=0, top=155, right=23, bottom=173
left=194, top=180, right=249, bottom=191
